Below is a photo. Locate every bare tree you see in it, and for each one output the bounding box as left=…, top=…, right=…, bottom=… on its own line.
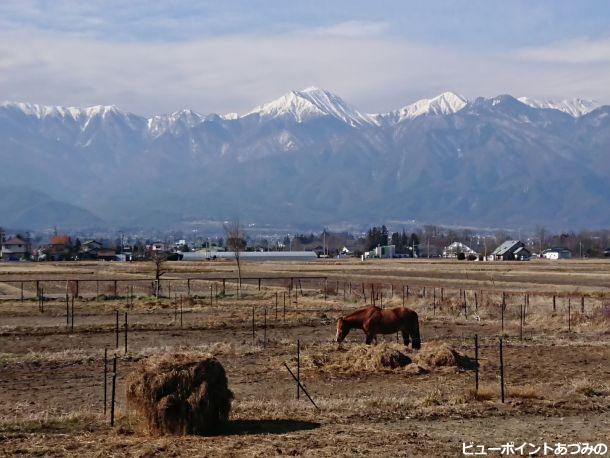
left=151, top=250, right=167, bottom=298
left=224, top=219, right=246, bottom=296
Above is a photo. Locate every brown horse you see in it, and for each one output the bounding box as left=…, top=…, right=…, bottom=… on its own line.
left=335, top=306, right=421, bottom=348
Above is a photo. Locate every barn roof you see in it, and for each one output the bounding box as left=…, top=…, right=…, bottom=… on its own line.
left=491, top=240, right=522, bottom=256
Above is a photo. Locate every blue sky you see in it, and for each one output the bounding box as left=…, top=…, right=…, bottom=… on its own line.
left=0, top=1, right=608, bottom=114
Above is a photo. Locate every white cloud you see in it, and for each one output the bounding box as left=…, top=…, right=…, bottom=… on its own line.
left=515, top=38, right=610, bottom=64
left=312, top=20, right=390, bottom=38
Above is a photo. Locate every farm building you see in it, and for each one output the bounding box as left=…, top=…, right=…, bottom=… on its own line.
left=542, top=247, right=572, bottom=260
left=490, top=240, right=531, bottom=261
left=442, top=242, right=478, bottom=258
left=363, top=245, right=396, bottom=259
left=180, top=250, right=318, bottom=261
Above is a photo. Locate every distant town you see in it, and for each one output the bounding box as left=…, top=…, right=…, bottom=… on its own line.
left=2, top=225, right=609, bottom=262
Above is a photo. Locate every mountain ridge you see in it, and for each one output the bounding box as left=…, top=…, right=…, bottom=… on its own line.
left=1, top=89, right=609, bottom=231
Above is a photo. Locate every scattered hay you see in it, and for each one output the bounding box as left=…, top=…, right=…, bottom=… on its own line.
left=301, top=341, right=475, bottom=375
left=303, top=343, right=412, bottom=373
left=126, top=353, right=233, bottom=435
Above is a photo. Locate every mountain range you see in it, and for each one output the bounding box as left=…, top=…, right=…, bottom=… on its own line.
left=0, top=88, right=609, bottom=231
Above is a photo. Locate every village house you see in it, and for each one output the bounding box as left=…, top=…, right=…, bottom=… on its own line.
left=80, top=240, right=103, bottom=259
left=1, top=235, right=31, bottom=261
left=542, top=247, right=572, bottom=260
left=490, top=240, right=531, bottom=261
left=97, top=248, right=117, bottom=261
left=49, top=235, right=72, bottom=261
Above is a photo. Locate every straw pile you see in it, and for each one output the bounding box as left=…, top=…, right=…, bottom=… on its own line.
left=126, top=353, right=233, bottom=435
left=302, top=342, right=474, bottom=375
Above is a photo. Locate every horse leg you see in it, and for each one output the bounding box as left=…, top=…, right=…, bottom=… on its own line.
left=363, top=316, right=376, bottom=345
left=401, top=328, right=411, bottom=347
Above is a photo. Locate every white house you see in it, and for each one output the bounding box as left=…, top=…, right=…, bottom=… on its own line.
left=542, top=247, right=572, bottom=260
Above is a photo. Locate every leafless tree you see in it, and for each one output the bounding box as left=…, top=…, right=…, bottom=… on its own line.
left=151, top=250, right=167, bottom=297
left=224, top=219, right=246, bottom=296
left=535, top=225, right=548, bottom=254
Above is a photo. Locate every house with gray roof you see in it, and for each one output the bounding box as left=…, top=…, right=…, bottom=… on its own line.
left=490, top=240, right=531, bottom=261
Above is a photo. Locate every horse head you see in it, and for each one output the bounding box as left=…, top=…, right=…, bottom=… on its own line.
left=336, top=318, right=348, bottom=342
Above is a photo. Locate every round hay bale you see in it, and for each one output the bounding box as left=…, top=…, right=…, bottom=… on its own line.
left=126, top=353, right=233, bottom=435
left=378, top=348, right=411, bottom=369
left=413, top=342, right=475, bottom=370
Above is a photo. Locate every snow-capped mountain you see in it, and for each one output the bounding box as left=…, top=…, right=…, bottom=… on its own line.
left=246, top=86, right=377, bottom=126
left=517, top=97, right=601, bottom=117
left=0, top=90, right=608, bottom=230
left=379, top=92, right=468, bottom=124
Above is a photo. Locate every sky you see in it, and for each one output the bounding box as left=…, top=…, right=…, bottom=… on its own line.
left=0, top=0, right=609, bottom=116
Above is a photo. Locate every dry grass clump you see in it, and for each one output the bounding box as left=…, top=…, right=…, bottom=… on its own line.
left=571, top=378, right=608, bottom=398
left=126, top=353, right=233, bottom=436
left=462, top=387, right=495, bottom=402
left=509, top=386, right=544, bottom=400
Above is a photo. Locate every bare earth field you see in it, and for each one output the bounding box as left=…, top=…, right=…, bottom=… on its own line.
left=0, top=259, right=609, bottom=457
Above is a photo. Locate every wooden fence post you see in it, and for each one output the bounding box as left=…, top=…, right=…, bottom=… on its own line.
left=124, top=312, right=128, bottom=355
left=115, top=310, right=119, bottom=349
left=66, top=293, right=70, bottom=327
left=474, top=335, right=479, bottom=392
left=251, top=305, right=255, bottom=343
left=263, top=307, right=267, bottom=346
left=103, top=348, right=108, bottom=415
left=499, top=338, right=505, bottom=403
left=71, top=295, right=75, bottom=332
left=110, top=354, right=117, bottom=426
left=297, top=339, right=300, bottom=399
left=568, top=297, right=572, bottom=332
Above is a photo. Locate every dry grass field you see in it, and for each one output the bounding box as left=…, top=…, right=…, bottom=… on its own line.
left=0, top=258, right=609, bottom=456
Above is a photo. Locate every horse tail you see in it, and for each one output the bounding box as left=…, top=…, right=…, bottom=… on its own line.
left=410, top=311, right=421, bottom=349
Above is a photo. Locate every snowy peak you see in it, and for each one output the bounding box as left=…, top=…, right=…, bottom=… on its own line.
left=246, top=87, right=377, bottom=126
left=517, top=97, right=600, bottom=117
left=394, top=92, right=468, bottom=121
left=147, top=109, right=207, bottom=136
left=1, top=101, right=129, bottom=122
